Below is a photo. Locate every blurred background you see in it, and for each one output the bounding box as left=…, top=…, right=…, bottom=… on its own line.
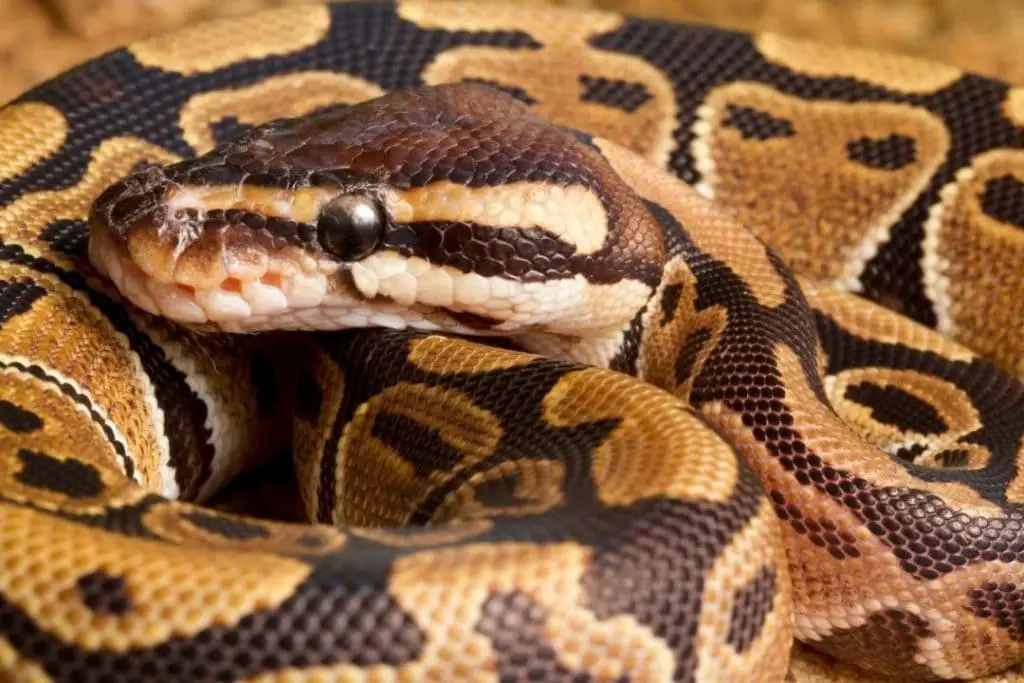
left=2, top=0, right=1022, bottom=104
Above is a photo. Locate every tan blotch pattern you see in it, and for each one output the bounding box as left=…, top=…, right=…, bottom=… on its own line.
left=0, top=365, right=147, bottom=514
left=399, top=0, right=679, bottom=168
left=542, top=363, right=740, bottom=506
left=923, top=149, right=1024, bottom=377
left=180, top=71, right=386, bottom=153
left=695, top=497, right=793, bottom=682
left=1004, top=89, right=1024, bottom=129
left=129, top=5, right=330, bottom=75
left=331, top=383, right=503, bottom=527
left=388, top=543, right=678, bottom=682
left=692, top=82, right=949, bottom=288
left=0, top=103, right=67, bottom=183
left=756, top=33, right=963, bottom=94
left=0, top=503, right=311, bottom=649
left=407, top=334, right=538, bottom=374
left=637, top=256, right=730, bottom=402
left=0, top=136, right=178, bottom=265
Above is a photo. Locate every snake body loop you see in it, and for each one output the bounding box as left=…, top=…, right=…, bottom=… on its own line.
left=1, top=2, right=1024, bottom=682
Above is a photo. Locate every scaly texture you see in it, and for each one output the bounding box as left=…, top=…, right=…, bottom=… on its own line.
left=0, top=2, right=1022, bottom=682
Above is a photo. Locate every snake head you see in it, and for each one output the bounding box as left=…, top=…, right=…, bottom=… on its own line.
left=88, top=83, right=665, bottom=336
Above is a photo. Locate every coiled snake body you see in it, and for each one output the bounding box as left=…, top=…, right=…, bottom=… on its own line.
left=1, top=2, right=1023, bottom=682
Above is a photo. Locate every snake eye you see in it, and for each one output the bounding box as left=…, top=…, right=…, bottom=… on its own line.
left=316, top=194, right=385, bottom=261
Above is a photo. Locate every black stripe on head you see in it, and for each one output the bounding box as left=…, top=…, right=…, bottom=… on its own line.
left=383, top=220, right=662, bottom=286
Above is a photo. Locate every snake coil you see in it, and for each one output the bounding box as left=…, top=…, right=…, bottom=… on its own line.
left=1, top=2, right=1023, bottom=682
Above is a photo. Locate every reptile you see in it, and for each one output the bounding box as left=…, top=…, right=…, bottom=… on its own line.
left=1, top=1, right=1023, bottom=681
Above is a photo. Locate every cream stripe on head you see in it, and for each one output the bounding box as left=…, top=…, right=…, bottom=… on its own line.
left=390, top=180, right=610, bottom=254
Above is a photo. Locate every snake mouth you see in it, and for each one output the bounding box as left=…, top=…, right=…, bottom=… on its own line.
left=87, top=214, right=347, bottom=330
left=86, top=199, right=526, bottom=335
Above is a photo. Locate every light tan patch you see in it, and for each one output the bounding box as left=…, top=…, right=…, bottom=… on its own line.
left=826, top=367, right=983, bottom=460
left=129, top=5, right=330, bottom=75
left=542, top=365, right=739, bottom=505
left=0, top=102, right=67, bottom=183
left=0, top=364, right=147, bottom=514
left=180, top=71, right=386, bottom=153
left=693, top=82, right=949, bottom=288
left=800, top=277, right=977, bottom=363
left=401, top=0, right=678, bottom=168
left=392, top=181, right=609, bottom=254
left=142, top=501, right=346, bottom=556
left=763, top=343, right=1002, bottom=516
left=596, top=136, right=791, bottom=310
left=923, top=148, right=1024, bottom=377
left=796, top=561, right=1024, bottom=680
left=1006, top=89, right=1024, bottom=129
left=408, top=334, right=537, bottom=374
left=756, top=33, right=962, bottom=94
left=165, top=183, right=338, bottom=224
left=0, top=501, right=310, bottom=649
left=332, top=383, right=502, bottom=527
left=0, top=260, right=173, bottom=494
left=637, top=256, right=729, bottom=402
left=389, top=542, right=676, bottom=682
left=1002, top=441, right=1024, bottom=504
left=0, top=637, right=52, bottom=683
left=0, top=136, right=179, bottom=264
left=695, top=497, right=793, bottom=682
left=244, top=541, right=678, bottom=681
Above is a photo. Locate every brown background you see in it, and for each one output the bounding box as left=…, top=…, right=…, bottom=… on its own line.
left=2, top=0, right=1022, bottom=104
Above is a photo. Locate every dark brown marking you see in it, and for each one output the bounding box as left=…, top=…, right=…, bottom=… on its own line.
left=979, top=174, right=1024, bottom=229
left=15, top=449, right=104, bottom=498
left=475, top=590, right=603, bottom=682
left=76, top=570, right=133, bottom=616
left=659, top=282, right=684, bottom=326
left=722, top=105, right=795, bottom=141
left=809, top=609, right=938, bottom=679
left=385, top=220, right=660, bottom=286
left=940, top=449, right=971, bottom=468
left=0, top=401, right=43, bottom=433
left=579, top=75, right=653, bottom=113
left=180, top=510, right=273, bottom=541
left=471, top=472, right=535, bottom=510
left=40, top=219, right=90, bottom=258
left=844, top=382, right=948, bottom=435
left=726, top=566, right=777, bottom=653
left=845, top=134, right=918, bottom=170
left=0, top=279, right=46, bottom=327
left=0, top=578, right=425, bottom=681
left=674, top=328, right=713, bottom=386
left=370, top=411, right=464, bottom=479
left=967, top=581, right=1024, bottom=641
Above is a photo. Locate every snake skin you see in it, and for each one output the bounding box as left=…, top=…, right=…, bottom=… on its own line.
left=0, top=2, right=1023, bottom=682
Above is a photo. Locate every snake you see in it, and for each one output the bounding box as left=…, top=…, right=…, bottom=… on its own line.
left=1, top=1, right=1023, bottom=681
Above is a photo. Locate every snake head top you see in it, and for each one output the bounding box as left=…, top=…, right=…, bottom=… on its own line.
left=88, top=83, right=666, bottom=337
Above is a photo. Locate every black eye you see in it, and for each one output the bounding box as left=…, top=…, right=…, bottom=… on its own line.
left=316, top=194, right=385, bottom=261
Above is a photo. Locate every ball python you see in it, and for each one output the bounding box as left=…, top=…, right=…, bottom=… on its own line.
left=1, top=1, right=1023, bottom=682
